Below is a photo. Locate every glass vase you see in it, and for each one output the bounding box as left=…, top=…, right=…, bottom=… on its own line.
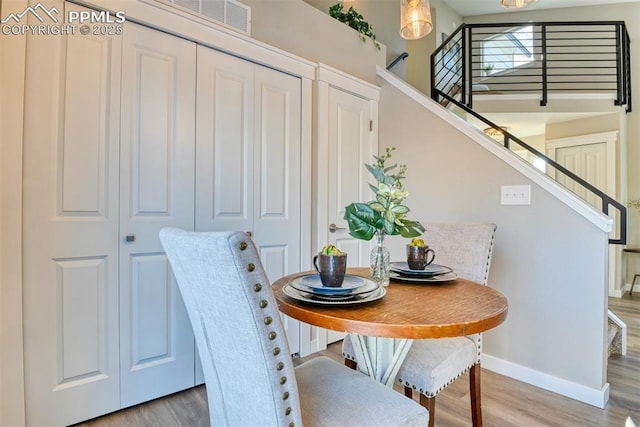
left=370, top=232, right=391, bottom=287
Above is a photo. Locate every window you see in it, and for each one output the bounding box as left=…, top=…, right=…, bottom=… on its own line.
left=481, top=25, right=534, bottom=76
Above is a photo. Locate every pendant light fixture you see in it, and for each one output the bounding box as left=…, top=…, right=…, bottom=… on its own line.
left=501, top=0, right=537, bottom=9
left=400, top=0, right=432, bottom=40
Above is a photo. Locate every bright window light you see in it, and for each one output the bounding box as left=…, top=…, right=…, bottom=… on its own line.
left=482, top=26, right=534, bottom=76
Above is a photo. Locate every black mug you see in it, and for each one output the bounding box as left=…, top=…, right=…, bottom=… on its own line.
left=312, top=253, right=347, bottom=287
left=406, top=245, right=435, bottom=270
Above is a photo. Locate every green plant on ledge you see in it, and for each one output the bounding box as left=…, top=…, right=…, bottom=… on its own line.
left=329, top=3, right=381, bottom=50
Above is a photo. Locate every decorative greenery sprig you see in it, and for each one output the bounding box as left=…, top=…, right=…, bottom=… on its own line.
left=329, top=3, right=381, bottom=50
left=629, top=199, right=640, bottom=209
left=344, top=147, right=425, bottom=241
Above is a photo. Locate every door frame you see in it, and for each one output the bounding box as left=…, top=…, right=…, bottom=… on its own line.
left=0, top=0, right=28, bottom=424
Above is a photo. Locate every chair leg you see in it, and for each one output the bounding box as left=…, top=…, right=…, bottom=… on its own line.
left=419, top=394, right=435, bottom=427
left=344, top=358, right=358, bottom=370
left=404, top=385, right=413, bottom=398
left=631, top=274, right=639, bottom=296
left=470, top=363, right=482, bottom=427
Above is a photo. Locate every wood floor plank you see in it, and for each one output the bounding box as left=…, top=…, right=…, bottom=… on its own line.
left=74, top=294, right=640, bottom=426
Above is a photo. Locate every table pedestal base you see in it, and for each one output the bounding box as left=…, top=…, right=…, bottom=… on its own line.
left=349, top=335, right=413, bottom=387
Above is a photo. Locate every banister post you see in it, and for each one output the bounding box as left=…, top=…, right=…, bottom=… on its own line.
left=540, top=24, right=548, bottom=107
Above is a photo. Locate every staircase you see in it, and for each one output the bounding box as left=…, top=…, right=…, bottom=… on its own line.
left=430, top=21, right=631, bottom=245
left=608, top=310, right=627, bottom=357
left=429, top=21, right=632, bottom=357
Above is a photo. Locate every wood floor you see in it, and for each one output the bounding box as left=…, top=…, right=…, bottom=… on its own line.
left=76, top=294, right=640, bottom=427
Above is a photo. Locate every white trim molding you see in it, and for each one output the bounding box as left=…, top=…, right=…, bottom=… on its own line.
left=483, top=354, right=610, bottom=409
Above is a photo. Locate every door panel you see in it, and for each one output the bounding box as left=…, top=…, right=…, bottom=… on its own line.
left=196, top=46, right=254, bottom=233
left=556, top=142, right=607, bottom=208
left=253, top=65, right=302, bottom=281
left=253, top=66, right=303, bottom=352
left=322, top=85, right=378, bottom=345
left=23, top=13, right=122, bottom=425
left=119, top=22, right=196, bottom=407
left=327, top=87, right=375, bottom=267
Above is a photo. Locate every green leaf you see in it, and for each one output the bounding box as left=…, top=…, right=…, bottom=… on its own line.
left=343, top=203, right=382, bottom=240
left=396, top=220, right=426, bottom=238
left=391, top=204, right=409, bottom=214
left=365, top=163, right=385, bottom=183
left=368, top=201, right=385, bottom=212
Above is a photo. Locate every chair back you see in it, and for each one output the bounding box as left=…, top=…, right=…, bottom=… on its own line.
left=421, top=222, right=497, bottom=285
left=159, top=228, right=301, bottom=426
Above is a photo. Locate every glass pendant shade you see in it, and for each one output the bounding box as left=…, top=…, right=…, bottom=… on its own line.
left=400, top=0, right=432, bottom=40
left=501, top=0, right=537, bottom=8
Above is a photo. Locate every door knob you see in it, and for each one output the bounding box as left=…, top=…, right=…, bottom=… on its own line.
left=125, top=234, right=135, bottom=242
left=328, top=224, right=346, bottom=233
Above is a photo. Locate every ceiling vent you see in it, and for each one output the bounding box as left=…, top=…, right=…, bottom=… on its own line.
left=159, top=0, right=251, bottom=35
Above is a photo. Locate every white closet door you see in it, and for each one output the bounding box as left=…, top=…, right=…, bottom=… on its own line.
left=119, top=22, right=196, bottom=407
left=253, top=65, right=303, bottom=352
left=22, top=16, right=122, bottom=425
left=252, top=65, right=302, bottom=282
left=195, top=46, right=254, bottom=234
left=195, top=46, right=302, bottom=353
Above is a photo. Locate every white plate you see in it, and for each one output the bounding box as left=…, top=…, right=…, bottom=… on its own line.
left=390, top=271, right=458, bottom=284
left=282, top=283, right=386, bottom=305
left=390, top=262, right=453, bottom=277
left=292, top=274, right=369, bottom=295
left=290, top=274, right=378, bottom=296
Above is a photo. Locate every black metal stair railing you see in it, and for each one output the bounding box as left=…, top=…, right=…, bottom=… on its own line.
left=432, top=21, right=631, bottom=111
left=430, top=21, right=630, bottom=245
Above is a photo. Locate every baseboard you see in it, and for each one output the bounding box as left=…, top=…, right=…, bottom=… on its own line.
left=482, top=354, right=610, bottom=408
left=609, top=288, right=624, bottom=298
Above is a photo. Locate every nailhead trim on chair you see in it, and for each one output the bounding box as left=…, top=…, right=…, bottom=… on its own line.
left=242, top=249, right=295, bottom=425
left=398, top=363, right=474, bottom=397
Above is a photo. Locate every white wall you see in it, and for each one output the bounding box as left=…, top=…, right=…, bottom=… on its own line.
left=302, top=0, right=406, bottom=76
left=244, top=0, right=385, bottom=83
left=378, top=72, right=611, bottom=405
left=301, top=0, right=463, bottom=93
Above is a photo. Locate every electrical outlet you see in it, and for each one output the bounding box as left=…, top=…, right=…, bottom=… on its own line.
left=501, top=185, right=531, bottom=205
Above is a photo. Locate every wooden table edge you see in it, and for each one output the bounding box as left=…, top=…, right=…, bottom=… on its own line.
left=273, top=269, right=508, bottom=339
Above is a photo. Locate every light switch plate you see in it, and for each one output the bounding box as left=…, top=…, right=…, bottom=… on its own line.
left=501, top=185, right=531, bottom=205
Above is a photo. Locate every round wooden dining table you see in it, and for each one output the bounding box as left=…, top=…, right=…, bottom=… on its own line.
left=272, top=267, right=508, bottom=386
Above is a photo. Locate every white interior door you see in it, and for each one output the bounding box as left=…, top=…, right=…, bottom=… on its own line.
left=195, top=46, right=303, bottom=354
left=555, top=143, right=608, bottom=207
left=195, top=46, right=254, bottom=235
left=548, top=131, right=619, bottom=295
left=253, top=64, right=303, bottom=352
left=316, top=76, right=379, bottom=345
left=119, top=22, right=197, bottom=407
left=22, top=12, right=122, bottom=425
left=326, top=87, right=376, bottom=268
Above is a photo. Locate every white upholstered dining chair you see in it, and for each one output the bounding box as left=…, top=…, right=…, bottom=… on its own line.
left=159, top=228, right=428, bottom=427
left=342, top=222, right=497, bottom=427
